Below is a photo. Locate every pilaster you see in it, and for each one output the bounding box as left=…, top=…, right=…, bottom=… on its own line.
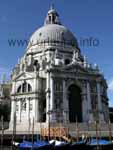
left=26, top=98, right=30, bottom=122
left=97, top=82, right=104, bottom=122
left=87, top=81, right=93, bottom=122
left=63, top=79, right=69, bottom=123
left=18, top=99, right=21, bottom=122
left=34, top=72, right=40, bottom=122
left=46, top=70, right=51, bottom=123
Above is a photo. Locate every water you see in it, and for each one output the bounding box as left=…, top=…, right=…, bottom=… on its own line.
left=2, top=143, right=113, bottom=150
left=0, top=145, right=99, bottom=150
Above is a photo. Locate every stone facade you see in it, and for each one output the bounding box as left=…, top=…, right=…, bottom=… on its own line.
left=9, top=6, right=109, bottom=130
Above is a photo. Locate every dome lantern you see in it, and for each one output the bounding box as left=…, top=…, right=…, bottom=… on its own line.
left=44, top=5, right=61, bottom=25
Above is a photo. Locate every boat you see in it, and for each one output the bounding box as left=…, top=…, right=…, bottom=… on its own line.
left=49, top=140, right=70, bottom=150
left=86, top=139, right=113, bottom=150
left=34, top=140, right=54, bottom=150
left=18, top=140, right=54, bottom=150
left=18, top=141, right=33, bottom=150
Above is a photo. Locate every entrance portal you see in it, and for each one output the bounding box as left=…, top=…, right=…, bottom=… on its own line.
left=68, top=84, right=82, bottom=122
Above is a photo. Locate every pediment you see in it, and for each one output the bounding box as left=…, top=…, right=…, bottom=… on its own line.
left=14, top=72, right=34, bottom=81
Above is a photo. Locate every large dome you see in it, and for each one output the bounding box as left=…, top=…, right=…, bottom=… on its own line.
left=29, top=24, right=78, bottom=47
left=28, top=6, right=78, bottom=48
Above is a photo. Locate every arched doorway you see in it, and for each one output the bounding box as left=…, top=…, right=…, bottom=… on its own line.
left=68, top=84, right=82, bottom=122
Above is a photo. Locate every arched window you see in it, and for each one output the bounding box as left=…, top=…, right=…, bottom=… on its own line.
left=17, top=85, right=21, bottom=93
left=17, top=82, right=32, bottom=93
left=28, top=84, right=32, bottom=92
left=49, top=15, right=52, bottom=22
left=22, top=82, right=27, bottom=93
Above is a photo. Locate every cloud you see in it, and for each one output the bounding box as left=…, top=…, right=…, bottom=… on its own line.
left=108, top=78, right=113, bottom=91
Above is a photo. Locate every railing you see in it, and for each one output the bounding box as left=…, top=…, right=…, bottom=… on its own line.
left=0, top=122, right=113, bottom=137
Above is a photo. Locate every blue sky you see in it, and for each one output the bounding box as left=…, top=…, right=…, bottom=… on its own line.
left=0, top=0, right=113, bottom=106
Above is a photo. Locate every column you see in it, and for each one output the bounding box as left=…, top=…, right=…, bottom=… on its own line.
left=27, top=98, right=30, bottom=122
left=34, top=90, right=37, bottom=122
left=82, top=94, right=87, bottom=122
left=35, top=76, right=38, bottom=121
left=32, top=98, right=35, bottom=119
left=50, top=77, right=55, bottom=122
left=12, top=81, right=16, bottom=94
left=19, top=99, right=21, bottom=122
left=37, top=97, right=41, bottom=122
left=46, top=71, right=50, bottom=123
left=87, top=82, right=93, bottom=122
left=36, top=77, right=41, bottom=122
left=50, top=77, right=54, bottom=110
left=10, top=99, right=16, bottom=128
left=63, top=80, right=69, bottom=123
left=97, top=83, right=102, bottom=111
left=34, top=73, right=40, bottom=122
left=97, top=82, right=104, bottom=121
left=35, top=96, right=39, bottom=122
left=10, top=99, right=15, bottom=122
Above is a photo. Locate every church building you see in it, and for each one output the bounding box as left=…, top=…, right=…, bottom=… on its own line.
left=10, top=6, right=109, bottom=130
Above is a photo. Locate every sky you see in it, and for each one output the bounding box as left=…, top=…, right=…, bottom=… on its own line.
left=0, top=0, right=113, bottom=106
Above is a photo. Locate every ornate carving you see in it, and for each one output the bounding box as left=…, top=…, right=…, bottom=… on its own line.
left=33, top=59, right=40, bottom=71
left=91, top=95, right=98, bottom=110
left=54, top=79, right=63, bottom=91
left=21, top=98, right=26, bottom=111
left=90, top=81, right=97, bottom=93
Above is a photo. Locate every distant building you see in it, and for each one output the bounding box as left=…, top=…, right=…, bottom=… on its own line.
left=0, top=82, right=11, bottom=105
left=9, top=6, right=109, bottom=130
left=0, top=81, right=11, bottom=121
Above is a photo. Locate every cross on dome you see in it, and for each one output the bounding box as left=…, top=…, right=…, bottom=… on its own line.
left=50, top=2, right=55, bottom=10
